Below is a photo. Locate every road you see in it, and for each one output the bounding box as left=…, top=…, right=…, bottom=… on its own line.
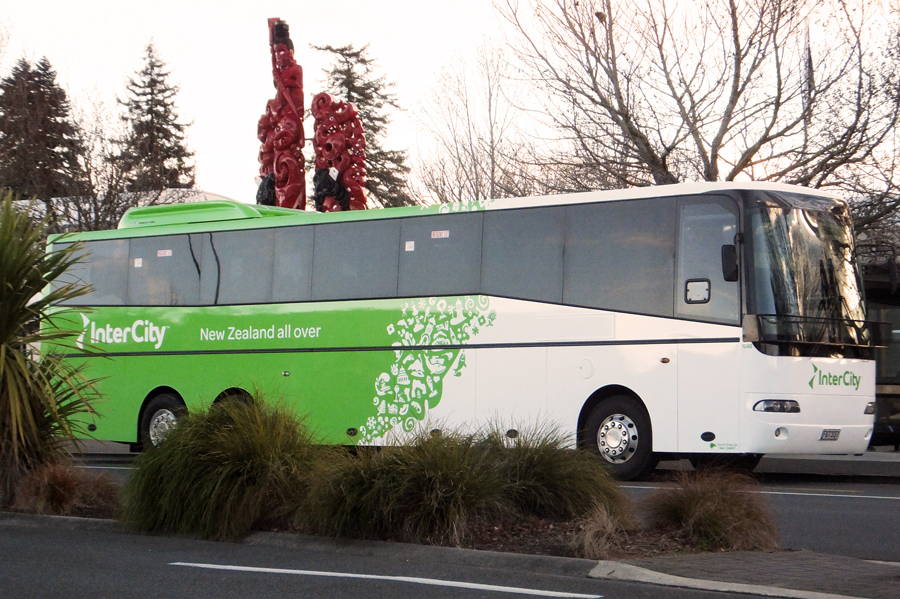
left=77, top=451, right=900, bottom=562
left=0, top=519, right=747, bottom=599
left=622, top=473, right=900, bottom=561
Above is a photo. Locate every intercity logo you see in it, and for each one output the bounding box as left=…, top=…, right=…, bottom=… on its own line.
left=76, top=313, right=169, bottom=350
left=808, top=363, right=861, bottom=390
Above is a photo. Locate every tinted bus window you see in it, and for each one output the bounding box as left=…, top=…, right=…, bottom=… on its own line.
left=399, top=213, right=483, bottom=297
left=212, top=229, right=275, bottom=304
left=564, top=199, right=676, bottom=317
left=273, top=226, right=315, bottom=302
left=483, top=207, right=564, bottom=303
left=312, top=220, right=400, bottom=300
left=128, top=235, right=201, bottom=305
left=57, top=239, right=129, bottom=306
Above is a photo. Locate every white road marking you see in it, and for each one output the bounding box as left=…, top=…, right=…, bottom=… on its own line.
left=170, top=562, right=603, bottom=598
left=621, top=485, right=900, bottom=501
left=751, top=490, right=900, bottom=500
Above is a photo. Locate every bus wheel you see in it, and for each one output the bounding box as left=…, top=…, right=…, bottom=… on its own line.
left=690, top=454, right=762, bottom=473
left=140, top=393, right=185, bottom=449
left=583, top=396, right=657, bottom=480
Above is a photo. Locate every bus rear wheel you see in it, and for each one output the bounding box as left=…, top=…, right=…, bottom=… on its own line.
left=140, top=393, right=185, bottom=450
left=583, top=396, right=657, bottom=480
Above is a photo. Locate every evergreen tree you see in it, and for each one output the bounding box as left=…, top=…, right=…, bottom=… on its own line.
left=315, top=44, right=415, bottom=207
left=118, top=44, right=194, bottom=192
left=0, top=58, right=86, bottom=220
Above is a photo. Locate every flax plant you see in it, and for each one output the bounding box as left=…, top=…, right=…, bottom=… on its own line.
left=0, top=195, right=96, bottom=505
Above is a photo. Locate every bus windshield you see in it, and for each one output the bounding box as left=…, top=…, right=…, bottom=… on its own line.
left=747, top=193, right=874, bottom=350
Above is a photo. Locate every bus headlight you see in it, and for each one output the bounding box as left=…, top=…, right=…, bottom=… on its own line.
left=753, top=399, right=801, bottom=413
left=864, top=402, right=876, bottom=415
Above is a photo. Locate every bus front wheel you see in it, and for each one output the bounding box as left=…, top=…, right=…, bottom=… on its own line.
left=583, top=396, right=657, bottom=480
left=139, top=393, right=185, bottom=450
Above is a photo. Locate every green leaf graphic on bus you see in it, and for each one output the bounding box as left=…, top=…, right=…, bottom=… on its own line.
left=358, top=296, right=496, bottom=443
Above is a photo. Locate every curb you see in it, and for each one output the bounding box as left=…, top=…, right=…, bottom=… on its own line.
left=589, top=561, right=863, bottom=599
left=0, top=511, right=121, bottom=533
left=245, top=531, right=597, bottom=578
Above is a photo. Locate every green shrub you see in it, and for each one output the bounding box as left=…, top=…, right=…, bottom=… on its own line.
left=487, top=424, right=627, bottom=520
left=13, top=461, right=119, bottom=518
left=121, top=398, right=318, bottom=541
left=643, top=470, right=779, bottom=551
left=0, top=195, right=97, bottom=506
left=302, top=431, right=509, bottom=545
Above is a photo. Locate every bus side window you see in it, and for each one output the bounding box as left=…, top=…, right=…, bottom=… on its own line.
left=483, top=207, right=564, bottom=303
left=127, top=235, right=200, bottom=306
left=676, top=196, right=740, bottom=325
left=312, top=220, right=400, bottom=301
left=273, top=226, right=315, bottom=302
left=564, top=199, right=676, bottom=317
left=57, top=239, right=129, bottom=306
left=211, top=229, right=275, bottom=304
left=398, top=213, right=483, bottom=298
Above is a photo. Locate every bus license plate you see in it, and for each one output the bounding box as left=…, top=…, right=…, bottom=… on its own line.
left=820, top=429, right=841, bottom=441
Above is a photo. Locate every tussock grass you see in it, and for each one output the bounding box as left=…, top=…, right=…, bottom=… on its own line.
left=485, top=424, right=627, bottom=521
left=302, top=431, right=508, bottom=545
left=13, top=462, right=119, bottom=518
left=121, top=398, right=319, bottom=541
left=643, top=470, right=779, bottom=551
left=302, top=425, right=629, bottom=546
left=571, top=502, right=636, bottom=559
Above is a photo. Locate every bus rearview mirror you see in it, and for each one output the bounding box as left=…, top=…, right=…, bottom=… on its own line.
left=721, top=244, right=738, bottom=281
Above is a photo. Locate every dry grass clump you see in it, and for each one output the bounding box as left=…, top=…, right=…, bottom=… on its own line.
left=571, top=502, right=637, bottom=559
left=13, top=462, right=119, bottom=518
left=121, top=398, right=320, bottom=541
left=643, top=469, right=779, bottom=551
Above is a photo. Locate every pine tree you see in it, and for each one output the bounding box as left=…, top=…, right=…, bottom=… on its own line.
left=0, top=58, right=86, bottom=219
left=118, top=44, right=194, bottom=192
left=315, top=44, right=415, bottom=207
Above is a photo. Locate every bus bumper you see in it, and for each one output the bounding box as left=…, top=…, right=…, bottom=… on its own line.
left=741, top=393, right=874, bottom=454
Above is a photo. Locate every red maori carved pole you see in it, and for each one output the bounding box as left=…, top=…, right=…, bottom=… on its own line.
left=311, top=93, right=367, bottom=211
left=257, top=18, right=306, bottom=209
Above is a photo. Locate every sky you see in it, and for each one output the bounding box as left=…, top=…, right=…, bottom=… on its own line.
left=0, top=0, right=506, bottom=202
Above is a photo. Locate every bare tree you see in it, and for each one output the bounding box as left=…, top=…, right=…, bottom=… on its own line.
left=418, top=50, right=509, bottom=203
left=417, top=48, right=561, bottom=203
left=501, top=0, right=900, bottom=231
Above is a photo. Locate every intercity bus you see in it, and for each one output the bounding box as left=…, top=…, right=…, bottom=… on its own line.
left=49, top=182, right=887, bottom=479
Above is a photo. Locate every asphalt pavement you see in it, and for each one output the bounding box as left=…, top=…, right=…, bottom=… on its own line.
left=0, top=513, right=742, bottom=599
left=50, top=443, right=900, bottom=598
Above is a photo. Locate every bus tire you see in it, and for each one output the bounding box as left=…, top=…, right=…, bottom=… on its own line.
left=583, top=396, right=657, bottom=481
left=690, top=454, right=762, bottom=473
left=139, top=393, right=185, bottom=450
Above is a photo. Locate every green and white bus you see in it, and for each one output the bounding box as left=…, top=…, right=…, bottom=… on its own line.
left=50, top=182, right=886, bottom=479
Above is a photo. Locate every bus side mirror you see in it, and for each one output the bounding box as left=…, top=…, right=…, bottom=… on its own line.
left=721, top=244, right=738, bottom=282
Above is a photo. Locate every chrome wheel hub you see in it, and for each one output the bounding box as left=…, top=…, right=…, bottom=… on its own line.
left=597, top=413, right=638, bottom=463
left=148, top=409, right=178, bottom=446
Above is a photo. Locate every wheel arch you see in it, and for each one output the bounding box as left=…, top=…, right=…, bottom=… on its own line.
left=576, top=384, right=648, bottom=448
left=213, top=387, right=254, bottom=404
